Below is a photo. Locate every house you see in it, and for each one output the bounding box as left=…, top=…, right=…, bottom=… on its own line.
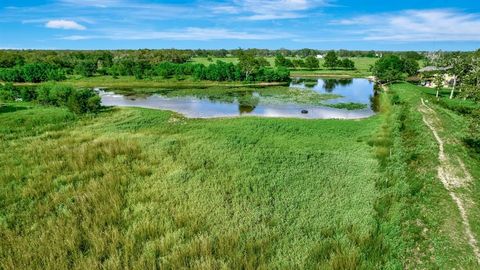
left=316, top=54, right=324, bottom=59
left=418, top=66, right=452, bottom=73
left=418, top=66, right=454, bottom=88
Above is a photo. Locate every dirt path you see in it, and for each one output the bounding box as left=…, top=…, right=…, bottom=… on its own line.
left=419, top=98, right=480, bottom=264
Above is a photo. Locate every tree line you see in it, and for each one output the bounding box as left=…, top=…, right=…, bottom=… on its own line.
left=0, top=50, right=291, bottom=83
left=274, top=51, right=355, bottom=70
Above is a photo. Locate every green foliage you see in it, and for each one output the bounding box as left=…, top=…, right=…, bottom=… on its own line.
left=256, top=57, right=271, bottom=67
left=36, top=83, right=74, bottom=106
left=323, top=51, right=339, bottom=69
left=292, top=59, right=306, bottom=68
left=74, top=60, right=97, bottom=77
left=0, top=63, right=65, bottom=83
left=304, top=56, right=320, bottom=69
left=67, top=88, right=101, bottom=114
left=371, top=55, right=406, bottom=83
left=0, top=82, right=18, bottom=101
left=1, top=82, right=101, bottom=114
left=274, top=54, right=294, bottom=68
left=402, top=58, right=420, bottom=76
left=340, top=58, right=355, bottom=70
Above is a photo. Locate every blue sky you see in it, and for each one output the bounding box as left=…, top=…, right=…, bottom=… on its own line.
left=1, top=0, right=479, bottom=50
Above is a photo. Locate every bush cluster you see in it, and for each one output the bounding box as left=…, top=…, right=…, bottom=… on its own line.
left=0, top=82, right=100, bottom=114
left=0, top=63, right=66, bottom=83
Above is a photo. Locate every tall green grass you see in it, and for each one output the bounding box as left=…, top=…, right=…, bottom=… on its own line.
left=1, top=101, right=388, bottom=269
left=2, top=83, right=477, bottom=269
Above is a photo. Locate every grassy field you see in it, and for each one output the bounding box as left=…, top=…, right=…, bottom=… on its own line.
left=384, top=83, right=480, bottom=268
left=0, top=97, right=392, bottom=269
left=192, top=57, right=377, bottom=78
left=1, top=82, right=479, bottom=269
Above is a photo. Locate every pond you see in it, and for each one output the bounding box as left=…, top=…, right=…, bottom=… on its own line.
left=98, top=78, right=379, bottom=119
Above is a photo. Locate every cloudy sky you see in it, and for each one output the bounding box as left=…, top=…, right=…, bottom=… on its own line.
left=1, top=0, right=479, bottom=50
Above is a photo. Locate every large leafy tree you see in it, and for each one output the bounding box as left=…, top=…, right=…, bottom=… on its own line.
left=371, top=55, right=406, bottom=83
left=304, top=56, right=319, bottom=69
left=274, top=54, right=294, bottom=68
left=340, top=58, right=355, bottom=70
left=402, top=58, right=420, bottom=76
left=323, top=51, right=339, bottom=69
left=238, top=51, right=261, bottom=80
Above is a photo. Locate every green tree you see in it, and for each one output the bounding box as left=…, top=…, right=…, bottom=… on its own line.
left=75, top=61, right=97, bottom=77
left=434, top=71, right=445, bottom=98
left=274, top=54, right=294, bottom=68
left=371, top=55, right=406, bottom=83
left=340, top=58, right=355, bottom=70
left=292, top=59, right=306, bottom=68
left=323, top=51, right=339, bottom=69
left=402, top=58, right=420, bottom=76
left=257, top=57, right=270, bottom=67
left=0, top=83, right=18, bottom=101
left=238, top=51, right=260, bottom=80
left=304, top=56, right=319, bottom=69
left=443, top=54, right=469, bottom=99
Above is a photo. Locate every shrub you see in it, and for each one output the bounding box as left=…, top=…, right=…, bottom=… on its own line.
left=0, top=67, right=24, bottom=82
left=74, top=61, right=97, bottom=77
left=0, top=82, right=18, bottom=101
left=15, top=83, right=101, bottom=114
left=0, top=63, right=65, bottom=83
left=67, top=88, right=101, bottom=114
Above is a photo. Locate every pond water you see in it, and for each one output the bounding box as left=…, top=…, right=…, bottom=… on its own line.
left=289, top=78, right=375, bottom=104
left=98, top=78, right=378, bottom=119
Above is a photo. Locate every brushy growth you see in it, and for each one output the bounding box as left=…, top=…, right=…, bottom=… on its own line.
left=0, top=82, right=101, bottom=114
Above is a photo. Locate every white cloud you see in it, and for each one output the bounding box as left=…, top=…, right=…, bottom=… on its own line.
left=211, top=0, right=328, bottom=21
left=331, top=9, right=480, bottom=42
left=60, top=27, right=292, bottom=41
left=45, top=19, right=86, bottom=30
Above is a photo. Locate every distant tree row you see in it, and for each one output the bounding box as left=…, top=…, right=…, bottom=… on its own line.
left=153, top=60, right=290, bottom=82
left=0, top=49, right=431, bottom=69
left=274, top=51, right=355, bottom=70
left=322, top=51, right=355, bottom=69
left=0, top=50, right=291, bottom=83
left=275, top=54, right=321, bottom=69
left=0, top=82, right=101, bottom=114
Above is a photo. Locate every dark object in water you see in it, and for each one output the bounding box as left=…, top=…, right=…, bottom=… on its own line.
left=301, top=109, right=308, bottom=114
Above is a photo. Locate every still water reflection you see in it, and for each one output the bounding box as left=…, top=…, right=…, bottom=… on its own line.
left=99, top=78, right=378, bottom=119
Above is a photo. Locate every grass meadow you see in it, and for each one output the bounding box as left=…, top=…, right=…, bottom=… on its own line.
left=1, top=82, right=479, bottom=269
left=1, top=99, right=390, bottom=269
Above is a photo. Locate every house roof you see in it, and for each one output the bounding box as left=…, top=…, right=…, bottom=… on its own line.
left=418, top=66, right=452, bottom=72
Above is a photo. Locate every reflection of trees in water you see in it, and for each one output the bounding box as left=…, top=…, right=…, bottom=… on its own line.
left=322, top=79, right=353, bottom=92
left=237, top=92, right=260, bottom=114
left=239, top=104, right=256, bottom=114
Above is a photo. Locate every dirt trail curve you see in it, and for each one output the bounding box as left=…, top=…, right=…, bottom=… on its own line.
left=419, top=98, right=480, bottom=264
